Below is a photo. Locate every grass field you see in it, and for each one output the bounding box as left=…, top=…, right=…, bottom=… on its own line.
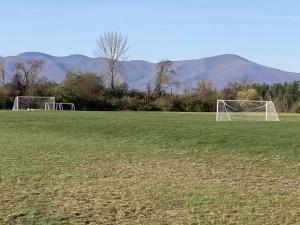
left=0, top=111, right=299, bottom=225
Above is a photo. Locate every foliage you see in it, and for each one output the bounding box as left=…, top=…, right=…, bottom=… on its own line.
left=292, top=101, right=300, bottom=113
left=153, top=60, right=179, bottom=98
left=0, top=92, right=12, bottom=109
left=251, top=81, right=299, bottom=112
left=58, top=71, right=105, bottom=109
left=192, top=80, right=218, bottom=111
left=0, top=65, right=298, bottom=112
left=221, top=82, right=246, bottom=100
left=237, top=88, right=258, bottom=101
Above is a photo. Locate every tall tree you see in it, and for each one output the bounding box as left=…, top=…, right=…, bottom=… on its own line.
left=78, top=72, right=105, bottom=101
left=59, top=71, right=104, bottom=104
left=154, top=60, right=179, bottom=98
left=192, top=80, right=218, bottom=111
left=95, top=31, right=129, bottom=90
left=7, top=73, right=25, bottom=96
left=14, top=60, right=44, bottom=95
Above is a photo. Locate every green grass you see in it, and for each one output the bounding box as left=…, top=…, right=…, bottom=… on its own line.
left=0, top=111, right=299, bottom=224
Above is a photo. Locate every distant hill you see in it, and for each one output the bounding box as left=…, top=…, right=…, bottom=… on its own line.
left=2, top=52, right=300, bottom=90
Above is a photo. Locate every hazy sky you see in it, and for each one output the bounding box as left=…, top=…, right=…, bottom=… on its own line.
left=1, top=0, right=300, bottom=71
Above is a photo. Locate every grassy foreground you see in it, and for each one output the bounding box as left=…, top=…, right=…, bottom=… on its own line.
left=0, top=111, right=299, bottom=225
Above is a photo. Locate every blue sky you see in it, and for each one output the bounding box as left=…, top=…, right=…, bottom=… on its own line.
left=1, top=0, right=300, bottom=72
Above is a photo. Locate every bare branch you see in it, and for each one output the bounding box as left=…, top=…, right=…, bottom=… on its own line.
left=95, top=31, right=129, bottom=90
left=14, top=60, right=44, bottom=95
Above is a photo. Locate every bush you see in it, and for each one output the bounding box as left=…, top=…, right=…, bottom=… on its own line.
left=151, top=97, right=172, bottom=111
left=168, top=96, right=187, bottom=112
left=292, top=101, right=300, bottom=113
left=0, top=93, right=13, bottom=109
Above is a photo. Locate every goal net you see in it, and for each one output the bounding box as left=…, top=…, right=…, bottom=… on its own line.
left=12, top=96, right=55, bottom=111
left=216, top=100, right=280, bottom=121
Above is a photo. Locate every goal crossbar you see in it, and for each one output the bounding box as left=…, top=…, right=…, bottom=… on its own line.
left=56, top=102, right=76, bottom=111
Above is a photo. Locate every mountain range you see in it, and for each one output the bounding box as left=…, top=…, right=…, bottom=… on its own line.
left=2, top=52, right=300, bottom=90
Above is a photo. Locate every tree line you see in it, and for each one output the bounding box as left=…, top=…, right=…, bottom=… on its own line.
left=0, top=32, right=299, bottom=112
left=0, top=62, right=299, bottom=112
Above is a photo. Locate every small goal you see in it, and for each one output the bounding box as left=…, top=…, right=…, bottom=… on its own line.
left=216, top=100, right=280, bottom=121
left=55, top=103, right=75, bottom=111
left=12, top=96, right=55, bottom=111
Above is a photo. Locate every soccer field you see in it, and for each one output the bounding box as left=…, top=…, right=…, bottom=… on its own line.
left=0, top=111, right=299, bottom=224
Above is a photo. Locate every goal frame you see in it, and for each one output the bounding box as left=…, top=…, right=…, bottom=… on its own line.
left=216, top=99, right=280, bottom=121
left=56, top=103, right=76, bottom=111
left=12, top=96, right=56, bottom=111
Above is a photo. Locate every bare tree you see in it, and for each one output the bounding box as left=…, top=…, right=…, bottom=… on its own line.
left=192, top=80, right=218, bottom=112
left=193, top=80, right=216, bottom=98
left=183, top=81, right=193, bottom=94
left=95, top=31, right=129, bottom=90
left=0, top=57, right=6, bottom=93
left=154, top=60, right=179, bottom=98
left=14, top=60, right=44, bottom=94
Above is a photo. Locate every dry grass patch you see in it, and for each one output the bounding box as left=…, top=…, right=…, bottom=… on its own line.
left=2, top=156, right=294, bottom=224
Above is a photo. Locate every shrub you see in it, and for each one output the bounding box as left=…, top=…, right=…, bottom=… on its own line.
left=0, top=93, right=13, bottom=109
left=151, top=97, right=172, bottom=111
left=292, top=101, right=300, bottom=113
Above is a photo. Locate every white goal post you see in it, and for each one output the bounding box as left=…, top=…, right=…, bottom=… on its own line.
left=216, top=100, right=280, bottom=121
left=55, top=103, right=75, bottom=111
left=12, top=96, right=55, bottom=111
